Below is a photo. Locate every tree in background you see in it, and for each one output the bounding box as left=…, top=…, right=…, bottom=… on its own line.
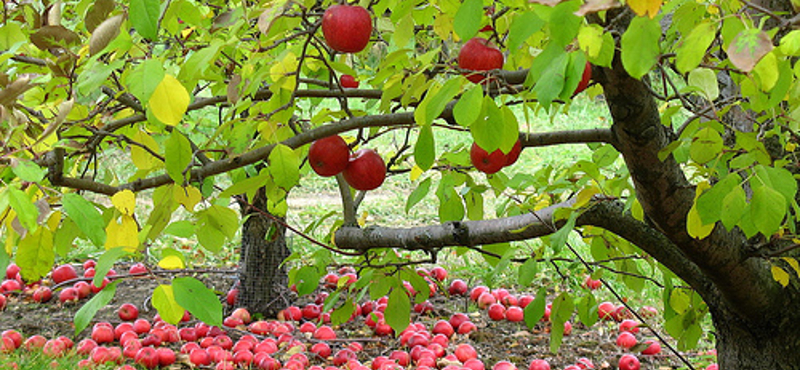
left=0, top=0, right=799, bottom=368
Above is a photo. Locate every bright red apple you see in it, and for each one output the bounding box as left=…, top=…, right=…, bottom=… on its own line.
left=429, top=267, right=447, bottom=281
left=341, top=75, right=359, bottom=88
left=5, top=263, right=20, bottom=280
left=309, top=135, right=350, bottom=177
left=616, top=332, right=637, bottom=349
left=528, top=359, right=550, bottom=370
left=454, top=344, right=477, bottom=363
left=487, top=303, right=506, bottom=321
left=448, top=279, right=468, bottom=296
left=641, top=340, right=661, bottom=355
left=51, top=264, right=77, bottom=284
left=322, top=5, right=372, bottom=53
left=506, top=306, right=524, bottom=322
left=117, top=303, right=139, bottom=321
left=32, top=286, right=52, bottom=303
left=598, top=301, right=615, bottom=320
left=343, top=148, right=386, bottom=191
left=58, top=287, right=79, bottom=303
left=618, top=355, right=640, bottom=370
left=458, top=37, right=504, bottom=84
left=470, top=142, right=506, bottom=175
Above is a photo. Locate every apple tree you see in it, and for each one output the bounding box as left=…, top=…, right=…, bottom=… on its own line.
left=1, top=0, right=800, bottom=368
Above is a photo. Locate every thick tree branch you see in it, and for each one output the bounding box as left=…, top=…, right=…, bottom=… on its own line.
left=596, top=11, right=784, bottom=321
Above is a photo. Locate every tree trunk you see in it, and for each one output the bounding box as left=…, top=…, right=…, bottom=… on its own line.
left=709, top=303, right=800, bottom=370
left=237, top=188, right=292, bottom=317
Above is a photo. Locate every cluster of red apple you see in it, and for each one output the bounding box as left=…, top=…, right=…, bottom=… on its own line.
left=0, top=261, right=149, bottom=311
left=308, top=135, right=387, bottom=191
left=470, top=140, right=522, bottom=175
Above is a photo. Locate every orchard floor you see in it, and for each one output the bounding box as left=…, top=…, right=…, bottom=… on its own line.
left=0, top=265, right=714, bottom=369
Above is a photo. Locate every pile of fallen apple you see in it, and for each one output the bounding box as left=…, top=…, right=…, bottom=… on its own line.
left=0, top=261, right=720, bottom=370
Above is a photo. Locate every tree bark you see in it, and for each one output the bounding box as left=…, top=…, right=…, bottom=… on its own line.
left=710, top=305, right=800, bottom=370
left=237, top=188, right=292, bottom=317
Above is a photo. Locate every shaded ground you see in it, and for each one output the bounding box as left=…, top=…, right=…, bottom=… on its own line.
left=0, top=263, right=715, bottom=369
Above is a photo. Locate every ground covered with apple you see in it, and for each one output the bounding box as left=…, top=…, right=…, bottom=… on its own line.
left=0, top=261, right=720, bottom=370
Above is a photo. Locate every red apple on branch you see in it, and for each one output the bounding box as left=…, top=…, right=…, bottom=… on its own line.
left=341, top=74, right=360, bottom=88
left=470, top=143, right=506, bottom=174
left=322, top=5, right=373, bottom=53
left=309, top=135, right=350, bottom=177
left=458, top=37, right=504, bottom=84
left=343, top=148, right=386, bottom=191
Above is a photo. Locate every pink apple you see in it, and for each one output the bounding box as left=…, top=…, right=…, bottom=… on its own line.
left=455, top=344, right=477, bottom=363
left=619, top=319, right=639, bottom=333
left=506, top=306, right=524, bottom=322
left=477, top=292, right=497, bottom=309
left=618, top=355, right=640, bottom=370
left=641, top=340, right=661, bottom=355
left=528, top=359, right=550, bottom=370
left=598, top=301, right=615, bottom=320
left=487, top=303, right=506, bottom=321
left=117, top=303, right=139, bottom=321
left=51, top=264, right=77, bottom=284
left=448, top=279, right=468, bottom=296
left=432, top=320, right=454, bottom=338
left=492, top=361, right=517, bottom=370
left=616, top=332, right=637, bottom=349
left=429, top=267, right=447, bottom=281
left=469, top=286, right=489, bottom=302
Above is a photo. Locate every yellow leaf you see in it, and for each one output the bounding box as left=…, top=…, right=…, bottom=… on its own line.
left=112, top=190, right=136, bottom=216
left=158, top=255, right=185, bottom=270
left=574, top=187, right=599, bottom=208
left=105, top=215, right=139, bottom=252
left=688, top=181, right=714, bottom=239
left=628, top=0, right=662, bottom=18
left=409, top=165, right=423, bottom=182
left=47, top=211, right=62, bottom=232
left=131, top=130, right=160, bottom=170
left=269, top=52, right=298, bottom=90
left=782, top=257, right=800, bottom=278
left=173, top=185, right=202, bottom=211
left=771, top=265, right=790, bottom=287
left=148, top=74, right=190, bottom=126
left=358, top=211, right=368, bottom=227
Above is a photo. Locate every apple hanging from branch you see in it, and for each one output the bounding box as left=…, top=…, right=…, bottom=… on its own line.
left=458, top=37, right=504, bottom=84
left=343, top=148, right=386, bottom=191
left=308, top=135, right=351, bottom=177
left=321, top=5, right=373, bottom=53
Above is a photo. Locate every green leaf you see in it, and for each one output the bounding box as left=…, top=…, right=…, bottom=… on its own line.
left=94, top=247, right=128, bottom=288
left=533, top=51, right=568, bottom=108
left=688, top=68, right=719, bottom=101
left=523, top=287, right=547, bottom=329
left=219, top=170, right=270, bottom=199
left=7, top=187, right=38, bottom=232
left=54, top=217, right=81, bottom=257
left=453, top=86, right=484, bottom=127
left=165, top=130, right=193, bottom=184
left=438, top=188, right=464, bottom=222
left=11, top=159, right=45, bottom=182
left=370, top=274, right=395, bottom=300
left=163, top=220, right=195, bottom=237
left=507, top=12, right=545, bottom=52
left=414, top=125, right=435, bottom=171
left=406, top=178, right=432, bottom=214
left=294, top=265, right=323, bottom=297
left=75, top=281, right=119, bottom=335
left=720, top=185, right=747, bottom=231
left=669, top=288, right=690, bottom=314
left=621, top=16, right=661, bottom=79
left=173, top=276, right=223, bottom=327
left=471, top=97, right=518, bottom=154
left=695, top=175, right=738, bottom=224
left=549, top=211, right=578, bottom=255
left=689, top=127, right=723, bottom=164
left=750, top=185, right=786, bottom=236
left=464, top=190, right=484, bottom=221
left=268, top=144, right=300, bottom=190
left=195, top=205, right=239, bottom=253
left=453, top=0, right=483, bottom=41
left=754, top=165, right=797, bottom=205
left=16, top=227, right=54, bottom=282
left=676, top=22, right=716, bottom=73
left=415, top=78, right=463, bottom=127
left=549, top=292, right=573, bottom=353
left=517, top=258, right=539, bottom=287
left=129, top=0, right=160, bottom=40
left=62, top=193, right=106, bottom=246
left=152, top=284, right=185, bottom=325
left=548, top=1, right=582, bottom=48
left=576, top=293, right=598, bottom=328
left=127, top=59, right=165, bottom=103
left=386, top=288, right=411, bottom=335
left=331, top=299, right=356, bottom=325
